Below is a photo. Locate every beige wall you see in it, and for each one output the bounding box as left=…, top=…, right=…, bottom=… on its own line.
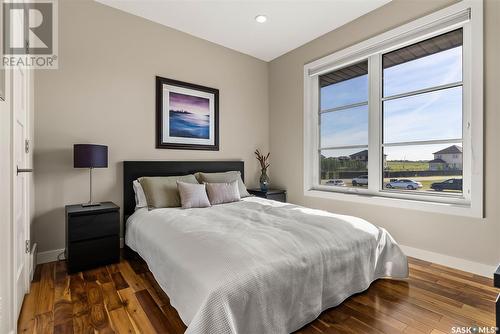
left=269, top=0, right=500, bottom=267
left=34, top=0, right=269, bottom=252
left=35, top=0, right=499, bottom=268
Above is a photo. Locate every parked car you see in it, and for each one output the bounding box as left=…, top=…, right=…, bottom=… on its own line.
left=326, top=179, right=346, bottom=187
left=352, top=175, right=368, bottom=186
left=385, top=179, right=422, bottom=190
left=430, top=178, right=462, bottom=191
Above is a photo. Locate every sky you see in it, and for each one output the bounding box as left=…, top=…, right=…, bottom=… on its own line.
left=169, top=92, right=210, bottom=115
left=320, top=46, right=463, bottom=161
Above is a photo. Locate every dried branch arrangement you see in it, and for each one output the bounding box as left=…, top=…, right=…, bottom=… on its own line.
left=255, top=149, right=270, bottom=170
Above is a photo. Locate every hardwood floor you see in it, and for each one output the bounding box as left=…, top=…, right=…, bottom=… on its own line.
left=18, top=256, right=497, bottom=334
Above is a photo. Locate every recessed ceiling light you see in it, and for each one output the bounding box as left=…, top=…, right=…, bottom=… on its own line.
left=255, top=15, right=267, bottom=23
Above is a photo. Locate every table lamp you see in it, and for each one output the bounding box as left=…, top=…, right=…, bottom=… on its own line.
left=74, top=144, right=108, bottom=207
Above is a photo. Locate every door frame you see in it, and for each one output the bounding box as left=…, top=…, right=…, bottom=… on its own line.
left=12, top=64, right=32, bottom=320
left=0, top=67, right=14, bottom=334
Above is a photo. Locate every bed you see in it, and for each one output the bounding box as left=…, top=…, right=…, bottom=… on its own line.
left=123, top=161, right=408, bottom=334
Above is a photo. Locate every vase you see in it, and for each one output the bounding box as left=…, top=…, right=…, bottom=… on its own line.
left=259, top=169, right=270, bottom=192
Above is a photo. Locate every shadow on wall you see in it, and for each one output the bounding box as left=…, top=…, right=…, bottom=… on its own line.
left=33, top=147, right=73, bottom=252
left=33, top=207, right=65, bottom=253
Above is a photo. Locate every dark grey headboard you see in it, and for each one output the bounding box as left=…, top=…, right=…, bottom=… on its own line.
left=123, top=160, right=245, bottom=218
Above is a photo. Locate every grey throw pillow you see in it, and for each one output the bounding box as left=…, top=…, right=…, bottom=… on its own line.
left=198, top=171, right=250, bottom=197
left=205, top=180, right=241, bottom=205
left=139, top=175, right=198, bottom=208
left=177, top=181, right=211, bottom=209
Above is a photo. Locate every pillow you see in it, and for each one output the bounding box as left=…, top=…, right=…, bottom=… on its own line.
left=197, top=171, right=250, bottom=197
left=133, top=180, right=147, bottom=209
left=139, top=174, right=198, bottom=208
left=177, top=181, right=211, bottom=209
left=205, top=180, right=241, bottom=205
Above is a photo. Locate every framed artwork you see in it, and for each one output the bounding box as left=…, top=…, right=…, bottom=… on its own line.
left=156, top=76, right=219, bottom=150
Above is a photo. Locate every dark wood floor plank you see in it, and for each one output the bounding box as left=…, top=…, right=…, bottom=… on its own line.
left=53, top=300, right=73, bottom=328
left=85, top=281, right=115, bottom=333
left=108, top=307, right=136, bottom=334
left=135, top=289, right=174, bottom=333
left=128, top=255, right=149, bottom=275
left=69, top=274, right=89, bottom=316
left=18, top=256, right=497, bottom=334
left=35, top=262, right=55, bottom=316
left=83, top=267, right=112, bottom=284
left=32, top=264, right=42, bottom=282
left=34, top=311, right=54, bottom=334
left=118, top=287, right=157, bottom=334
left=102, top=282, right=124, bottom=312
left=139, top=272, right=170, bottom=307
left=118, top=261, right=145, bottom=292
left=72, top=312, right=93, bottom=334
left=111, top=272, right=129, bottom=290
left=160, top=304, right=187, bottom=332
left=17, top=281, right=38, bottom=333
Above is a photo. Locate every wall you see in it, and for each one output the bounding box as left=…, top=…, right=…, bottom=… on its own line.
left=269, top=0, right=500, bottom=271
left=34, top=0, right=269, bottom=253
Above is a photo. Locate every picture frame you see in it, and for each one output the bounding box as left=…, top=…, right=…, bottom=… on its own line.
left=156, top=76, right=219, bottom=150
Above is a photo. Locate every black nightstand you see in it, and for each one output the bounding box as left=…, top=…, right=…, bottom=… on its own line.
left=65, top=202, right=120, bottom=273
left=248, top=189, right=287, bottom=203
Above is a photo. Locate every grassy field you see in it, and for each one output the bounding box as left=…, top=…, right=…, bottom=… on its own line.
left=386, top=161, right=429, bottom=171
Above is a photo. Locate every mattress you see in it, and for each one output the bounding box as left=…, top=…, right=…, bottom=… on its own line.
left=125, top=197, right=408, bottom=334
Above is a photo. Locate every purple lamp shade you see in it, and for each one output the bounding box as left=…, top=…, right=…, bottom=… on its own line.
left=74, top=144, right=108, bottom=168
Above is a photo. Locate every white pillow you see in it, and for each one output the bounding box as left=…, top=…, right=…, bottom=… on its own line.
left=205, top=180, right=241, bottom=205
left=133, top=180, right=147, bottom=210
left=177, top=181, right=211, bottom=209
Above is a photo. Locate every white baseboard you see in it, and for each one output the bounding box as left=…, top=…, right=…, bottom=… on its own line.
left=400, top=244, right=496, bottom=278
left=36, top=248, right=65, bottom=265
left=35, top=243, right=495, bottom=278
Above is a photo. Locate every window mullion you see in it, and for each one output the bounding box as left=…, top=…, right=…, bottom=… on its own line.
left=367, top=53, right=382, bottom=194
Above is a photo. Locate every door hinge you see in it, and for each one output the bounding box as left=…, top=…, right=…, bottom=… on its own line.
left=25, top=139, right=30, bottom=153
left=25, top=240, right=30, bottom=254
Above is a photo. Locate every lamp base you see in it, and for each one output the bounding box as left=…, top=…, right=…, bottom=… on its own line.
left=81, top=202, right=101, bottom=207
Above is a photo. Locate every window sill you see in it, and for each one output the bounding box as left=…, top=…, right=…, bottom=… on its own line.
left=304, top=188, right=482, bottom=218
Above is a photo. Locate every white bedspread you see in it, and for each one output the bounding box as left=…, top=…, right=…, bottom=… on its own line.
left=125, top=197, right=408, bottom=334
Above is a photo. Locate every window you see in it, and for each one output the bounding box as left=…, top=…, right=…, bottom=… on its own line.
left=304, top=1, right=483, bottom=217
left=382, top=29, right=463, bottom=195
left=320, top=61, right=368, bottom=189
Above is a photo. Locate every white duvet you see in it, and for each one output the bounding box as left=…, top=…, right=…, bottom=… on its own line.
left=126, top=197, right=408, bottom=334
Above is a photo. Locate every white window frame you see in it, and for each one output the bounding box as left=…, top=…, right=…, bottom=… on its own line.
left=303, top=0, right=483, bottom=218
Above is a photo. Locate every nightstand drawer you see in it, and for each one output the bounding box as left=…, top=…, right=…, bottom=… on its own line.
left=266, top=193, right=287, bottom=202
left=248, top=189, right=287, bottom=203
left=69, top=211, right=119, bottom=242
left=67, top=235, right=119, bottom=273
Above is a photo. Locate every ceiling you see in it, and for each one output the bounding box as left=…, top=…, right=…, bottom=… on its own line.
left=95, top=0, right=391, bottom=62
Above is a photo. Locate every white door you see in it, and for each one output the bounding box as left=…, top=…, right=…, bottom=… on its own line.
left=0, top=68, right=12, bottom=334
left=12, top=64, right=30, bottom=319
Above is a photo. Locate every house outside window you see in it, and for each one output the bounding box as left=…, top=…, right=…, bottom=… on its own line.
left=303, top=1, right=483, bottom=217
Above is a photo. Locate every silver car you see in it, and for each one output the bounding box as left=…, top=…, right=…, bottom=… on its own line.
left=326, top=179, right=346, bottom=187
left=352, top=175, right=368, bottom=186
left=385, top=179, right=422, bottom=190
